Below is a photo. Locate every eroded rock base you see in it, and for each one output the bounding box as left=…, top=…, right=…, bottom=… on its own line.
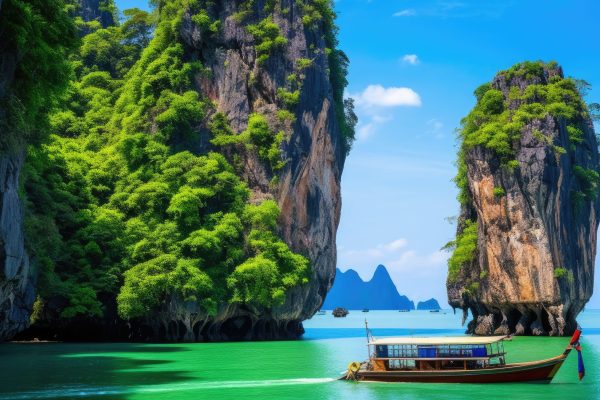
left=460, top=303, right=580, bottom=337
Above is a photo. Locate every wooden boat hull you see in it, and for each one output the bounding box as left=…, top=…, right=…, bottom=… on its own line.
left=351, top=355, right=566, bottom=384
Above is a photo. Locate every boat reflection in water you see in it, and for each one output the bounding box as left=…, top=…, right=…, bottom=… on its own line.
left=342, top=322, right=584, bottom=383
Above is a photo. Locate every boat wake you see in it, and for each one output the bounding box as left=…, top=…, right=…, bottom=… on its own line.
left=0, top=378, right=336, bottom=399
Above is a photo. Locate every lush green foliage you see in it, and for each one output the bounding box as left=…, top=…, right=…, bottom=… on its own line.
left=247, top=16, right=287, bottom=65
left=447, top=219, right=478, bottom=283
left=553, top=267, right=574, bottom=283
left=25, top=0, right=310, bottom=325
left=210, top=113, right=286, bottom=172
left=459, top=67, right=586, bottom=164
left=493, top=187, right=506, bottom=197
left=0, top=0, right=77, bottom=150
left=553, top=267, right=568, bottom=279
left=573, top=166, right=600, bottom=201
left=454, top=61, right=594, bottom=205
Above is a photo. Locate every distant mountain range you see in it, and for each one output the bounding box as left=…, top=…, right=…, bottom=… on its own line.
left=322, top=265, right=439, bottom=310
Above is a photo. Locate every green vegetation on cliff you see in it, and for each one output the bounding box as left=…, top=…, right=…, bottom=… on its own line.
left=446, top=219, right=478, bottom=283
left=0, top=0, right=77, bottom=150
left=449, top=61, right=598, bottom=286
left=455, top=61, right=593, bottom=205
left=24, top=0, right=347, bottom=333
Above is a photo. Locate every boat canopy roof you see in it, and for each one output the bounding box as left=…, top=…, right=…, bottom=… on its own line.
left=369, top=336, right=506, bottom=346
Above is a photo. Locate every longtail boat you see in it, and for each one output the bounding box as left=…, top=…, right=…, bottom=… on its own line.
left=342, top=323, right=585, bottom=383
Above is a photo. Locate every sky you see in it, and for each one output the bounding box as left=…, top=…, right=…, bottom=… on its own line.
left=114, top=1, right=600, bottom=307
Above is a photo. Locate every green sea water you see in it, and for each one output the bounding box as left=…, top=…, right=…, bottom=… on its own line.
left=1, top=310, right=600, bottom=400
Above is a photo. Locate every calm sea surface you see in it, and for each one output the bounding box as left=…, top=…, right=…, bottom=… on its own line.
left=2, top=310, right=600, bottom=400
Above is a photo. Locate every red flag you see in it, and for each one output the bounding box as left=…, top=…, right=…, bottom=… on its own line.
left=570, top=325, right=582, bottom=346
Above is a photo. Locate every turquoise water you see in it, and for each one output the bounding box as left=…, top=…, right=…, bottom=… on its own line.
left=1, top=310, right=599, bottom=400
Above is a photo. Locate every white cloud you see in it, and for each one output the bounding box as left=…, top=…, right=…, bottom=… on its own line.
left=393, top=9, right=416, bottom=17
left=354, top=85, right=422, bottom=108
left=357, top=123, right=376, bottom=141
left=348, top=84, right=421, bottom=141
left=402, top=54, right=420, bottom=65
left=425, top=118, right=445, bottom=139
left=388, top=250, right=448, bottom=273
left=342, top=238, right=408, bottom=261
left=384, top=238, right=408, bottom=251
left=356, top=114, right=392, bottom=141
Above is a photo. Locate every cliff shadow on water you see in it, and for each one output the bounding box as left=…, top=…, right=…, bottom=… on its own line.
left=0, top=343, right=193, bottom=399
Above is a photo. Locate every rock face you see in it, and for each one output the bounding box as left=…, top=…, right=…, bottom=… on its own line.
left=322, top=266, right=415, bottom=310
left=77, top=0, right=115, bottom=29
left=448, top=62, right=600, bottom=336
left=176, top=0, right=347, bottom=340
left=0, top=1, right=35, bottom=342
left=0, top=153, right=33, bottom=342
left=0, top=0, right=116, bottom=342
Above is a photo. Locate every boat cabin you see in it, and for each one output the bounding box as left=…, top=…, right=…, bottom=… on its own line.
left=368, top=336, right=506, bottom=372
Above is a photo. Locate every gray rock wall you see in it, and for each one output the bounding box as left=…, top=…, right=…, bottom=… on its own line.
left=78, top=0, right=115, bottom=29
left=0, top=0, right=35, bottom=342
left=0, top=152, right=34, bottom=341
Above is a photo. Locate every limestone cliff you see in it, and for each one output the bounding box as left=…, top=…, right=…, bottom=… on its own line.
left=8, top=0, right=350, bottom=342
left=0, top=153, right=33, bottom=342
left=448, top=62, right=599, bottom=336
left=0, top=0, right=83, bottom=341
left=166, top=0, right=348, bottom=340
left=0, top=1, right=34, bottom=342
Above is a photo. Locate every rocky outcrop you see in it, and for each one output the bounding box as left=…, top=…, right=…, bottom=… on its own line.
left=0, top=153, right=34, bottom=341
left=448, top=62, right=600, bottom=336
left=77, top=0, right=115, bottom=30
left=168, top=0, right=346, bottom=340
left=0, top=1, right=35, bottom=341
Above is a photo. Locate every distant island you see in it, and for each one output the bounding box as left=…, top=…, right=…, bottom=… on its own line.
left=322, top=265, right=438, bottom=310
left=417, top=298, right=441, bottom=311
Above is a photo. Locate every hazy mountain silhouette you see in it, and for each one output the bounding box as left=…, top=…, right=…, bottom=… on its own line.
left=321, top=265, right=415, bottom=310
left=417, top=298, right=441, bottom=310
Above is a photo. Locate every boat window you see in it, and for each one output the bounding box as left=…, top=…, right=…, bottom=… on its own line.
left=376, top=344, right=418, bottom=358
left=388, top=359, right=416, bottom=370
left=435, top=345, right=488, bottom=358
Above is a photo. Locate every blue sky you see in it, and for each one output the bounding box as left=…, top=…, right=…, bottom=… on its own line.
left=115, top=1, right=600, bottom=307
